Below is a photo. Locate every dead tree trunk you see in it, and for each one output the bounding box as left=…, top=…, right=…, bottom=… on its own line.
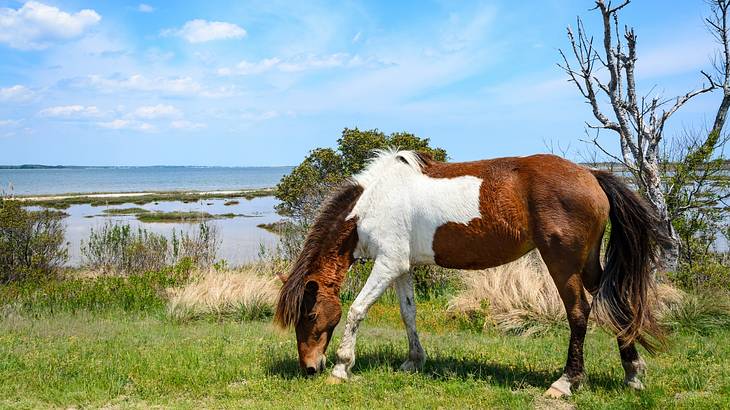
left=559, top=0, right=726, bottom=270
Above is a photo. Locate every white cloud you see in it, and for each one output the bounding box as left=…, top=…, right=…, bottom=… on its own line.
left=170, top=120, right=206, bottom=130
left=130, top=104, right=181, bottom=119
left=138, top=4, right=154, bottom=13
left=0, top=119, right=20, bottom=127
left=82, top=74, right=235, bottom=97
left=637, top=38, right=715, bottom=79
left=217, top=53, right=367, bottom=76
left=38, top=104, right=101, bottom=118
left=164, top=19, right=246, bottom=43
left=0, top=1, right=101, bottom=50
left=0, top=85, right=35, bottom=101
left=97, top=119, right=154, bottom=131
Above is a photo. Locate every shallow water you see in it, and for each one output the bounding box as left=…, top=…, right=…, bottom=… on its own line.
left=34, top=196, right=282, bottom=267
left=0, top=166, right=293, bottom=196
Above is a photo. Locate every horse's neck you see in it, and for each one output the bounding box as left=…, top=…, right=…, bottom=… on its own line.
left=309, top=215, right=359, bottom=292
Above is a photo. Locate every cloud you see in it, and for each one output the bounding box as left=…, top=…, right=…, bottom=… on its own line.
left=38, top=104, right=101, bottom=118
left=170, top=120, right=206, bottom=130
left=0, top=1, right=101, bottom=50
left=637, top=37, right=715, bottom=79
left=97, top=119, right=154, bottom=131
left=138, top=4, right=154, bottom=13
left=217, top=53, right=370, bottom=76
left=0, top=85, right=35, bottom=101
left=0, top=119, right=21, bottom=127
left=164, top=19, right=246, bottom=43
left=81, top=74, right=235, bottom=97
left=130, top=104, right=181, bottom=119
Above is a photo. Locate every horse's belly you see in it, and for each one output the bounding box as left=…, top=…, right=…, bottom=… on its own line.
left=431, top=220, right=533, bottom=270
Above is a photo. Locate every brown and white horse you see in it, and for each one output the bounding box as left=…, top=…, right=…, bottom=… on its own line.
left=275, top=150, right=669, bottom=397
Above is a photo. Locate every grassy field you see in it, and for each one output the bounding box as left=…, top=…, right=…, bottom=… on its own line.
left=1, top=297, right=729, bottom=409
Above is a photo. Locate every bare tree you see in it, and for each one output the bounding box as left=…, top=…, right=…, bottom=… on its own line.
left=559, top=0, right=730, bottom=269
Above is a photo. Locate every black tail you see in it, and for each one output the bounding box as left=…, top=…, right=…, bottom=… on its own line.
left=591, top=170, right=672, bottom=353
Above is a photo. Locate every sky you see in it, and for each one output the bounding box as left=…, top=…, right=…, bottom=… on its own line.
left=0, top=0, right=724, bottom=166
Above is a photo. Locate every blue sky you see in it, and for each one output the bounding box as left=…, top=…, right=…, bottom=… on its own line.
left=0, top=0, right=723, bottom=166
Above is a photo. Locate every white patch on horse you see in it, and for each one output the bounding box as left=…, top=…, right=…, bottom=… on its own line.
left=348, top=149, right=482, bottom=264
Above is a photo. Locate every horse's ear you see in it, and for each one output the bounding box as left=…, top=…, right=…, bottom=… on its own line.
left=276, top=272, right=289, bottom=283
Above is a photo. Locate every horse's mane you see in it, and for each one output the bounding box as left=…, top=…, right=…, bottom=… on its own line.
left=274, top=181, right=364, bottom=328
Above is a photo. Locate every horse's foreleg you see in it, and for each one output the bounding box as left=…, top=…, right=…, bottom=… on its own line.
left=329, top=258, right=405, bottom=382
left=395, top=272, right=425, bottom=372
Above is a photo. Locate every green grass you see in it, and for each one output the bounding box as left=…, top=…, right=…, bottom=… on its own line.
left=0, top=304, right=729, bottom=408
left=256, top=220, right=290, bottom=233
left=136, top=211, right=246, bottom=223
left=102, top=207, right=150, bottom=215
left=12, top=188, right=274, bottom=209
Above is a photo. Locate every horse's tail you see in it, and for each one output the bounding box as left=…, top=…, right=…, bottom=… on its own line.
left=591, top=170, right=671, bottom=353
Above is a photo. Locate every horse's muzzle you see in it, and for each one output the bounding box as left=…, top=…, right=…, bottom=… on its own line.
left=304, top=355, right=326, bottom=376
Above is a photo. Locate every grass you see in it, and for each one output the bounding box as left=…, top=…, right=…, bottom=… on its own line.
left=1, top=266, right=729, bottom=408
left=102, top=207, right=150, bottom=215
left=166, top=267, right=279, bottom=321
left=257, top=220, right=290, bottom=233
left=1, top=303, right=729, bottom=409
left=12, top=188, right=274, bottom=209
left=224, top=200, right=240, bottom=206
left=137, top=211, right=246, bottom=223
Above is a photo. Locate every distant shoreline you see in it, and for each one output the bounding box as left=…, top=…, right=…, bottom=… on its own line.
left=10, top=187, right=276, bottom=209
left=0, top=165, right=294, bottom=169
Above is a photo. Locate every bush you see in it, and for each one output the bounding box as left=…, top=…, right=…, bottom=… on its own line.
left=0, top=267, right=190, bottom=315
left=0, top=199, right=68, bottom=283
left=661, top=291, right=730, bottom=335
left=81, top=221, right=220, bottom=275
left=166, top=266, right=279, bottom=321
left=275, top=128, right=447, bottom=219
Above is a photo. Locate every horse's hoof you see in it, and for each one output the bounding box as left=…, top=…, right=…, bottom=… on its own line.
left=325, top=375, right=346, bottom=385
left=544, top=374, right=573, bottom=398
left=543, top=386, right=570, bottom=398
left=399, top=360, right=423, bottom=372
left=625, top=377, right=645, bottom=391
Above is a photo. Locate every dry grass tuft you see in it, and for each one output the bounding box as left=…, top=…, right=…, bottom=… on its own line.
left=166, top=266, right=279, bottom=321
left=449, top=251, right=564, bottom=336
left=449, top=250, right=685, bottom=336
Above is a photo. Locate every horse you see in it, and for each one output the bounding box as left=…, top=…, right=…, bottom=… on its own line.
left=274, top=149, right=669, bottom=397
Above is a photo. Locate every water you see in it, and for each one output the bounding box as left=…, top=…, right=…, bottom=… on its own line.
left=0, top=166, right=293, bottom=196
left=28, top=197, right=282, bottom=267
left=1, top=166, right=294, bottom=266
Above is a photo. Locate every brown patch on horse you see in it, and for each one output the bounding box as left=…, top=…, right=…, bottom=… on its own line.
left=274, top=182, right=363, bottom=328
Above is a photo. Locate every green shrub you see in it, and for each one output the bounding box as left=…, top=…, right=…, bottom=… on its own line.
left=0, top=199, right=68, bottom=283
left=81, top=221, right=219, bottom=275
left=0, top=266, right=190, bottom=315
left=661, top=291, right=730, bottom=335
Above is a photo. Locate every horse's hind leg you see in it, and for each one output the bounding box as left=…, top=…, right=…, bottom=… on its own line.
left=618, top=339, right=646, bottom=390
left=581, top=235, right=647, bottom=390
left=394, top=272, right=425, bottom=371
left=540, top=249, right=591, bottom=398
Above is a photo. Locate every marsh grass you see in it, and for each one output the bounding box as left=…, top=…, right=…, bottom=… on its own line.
left=102, top=207, right=149, bottom=215
left=449, top=251, right=689, bottom=336
left=14, top=188, right=274, bottom=209
left=166, top=266, right=279, bottom=321
left=137, top=211, right=243, bottom=223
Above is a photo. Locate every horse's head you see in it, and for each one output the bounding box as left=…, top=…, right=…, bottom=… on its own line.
left=273, top=183, right=363, bottom=375
left=276, top=271, right=343, bottom=374
left=293, top=277, right=342, bottom=374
